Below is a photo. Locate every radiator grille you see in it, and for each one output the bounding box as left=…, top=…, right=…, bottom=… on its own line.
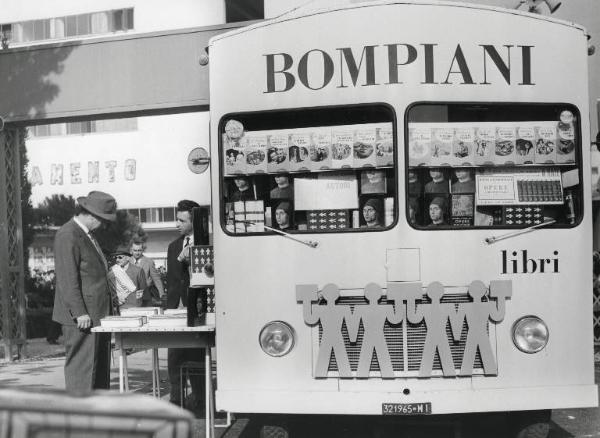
left=318, top=295, right=485, bottom=376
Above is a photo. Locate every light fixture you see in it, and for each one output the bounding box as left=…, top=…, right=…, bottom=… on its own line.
left=513, top=0, right=562, bottom=15
left=259, top=321, right=295, bottom=357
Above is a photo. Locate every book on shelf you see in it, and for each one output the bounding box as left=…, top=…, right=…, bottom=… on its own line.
left=430, top=126, right=454, bottom=167
left=494, top=125, right=517, bottom=165
left=331, top=127, right=354, bottom=169
left=120, top=307, right=160, bottom=317
left=408, top=124, right=432, bottom=166
left=534, top=122, right=557, bottom=164
left=353, top=125, right=377, bottom=168
left=267, top=131, right=290, bottom=173
left=474, top=125, right=495, bottom=166
left=556, top=122, right=576, bottom=164
left=245, top=131, right=268, bottom=174
left=309, top=127, right=332, bottom=171
left=146, top=314, right=188, bottom=328
left=245, top=200, right=265, bottom=232
left=375, top=123, right=394, bottom=167
left=190, top=245, right=215, bottom=287
left=100, top=316, right=145, bottom=328
left=515, top=124, right=536, bottom=165
left=453, top=126, right=475, bottom=166
left=307, top=210, right=349, bottom=231
left=223, top=132, right=247, bottom=175
left=451, top=194, right=475, bottom=227
left=288, top=130, right=312, bottom=172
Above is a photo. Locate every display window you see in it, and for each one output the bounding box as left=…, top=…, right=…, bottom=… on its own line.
left=219, top=105, right=397, bottom=234
left=406, top=103, right=582, bottom=229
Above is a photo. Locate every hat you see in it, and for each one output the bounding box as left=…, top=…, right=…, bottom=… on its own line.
left=363, top=198, right=381, bottom=212
left=276, top=201, right=291, bottom=213
left=112, top=244, right=131, bottom=256
left=430, top=196, right=447, bottom=209
left=77, top=191, right=117, bottom=222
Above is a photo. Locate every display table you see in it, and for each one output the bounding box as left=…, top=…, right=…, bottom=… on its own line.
left=92, top=325, right=216, bottom=438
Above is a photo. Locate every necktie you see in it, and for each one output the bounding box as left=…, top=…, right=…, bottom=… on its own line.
left=184, top=236, right=190, bottom=247
left=88, top=233, right=108, bottom=271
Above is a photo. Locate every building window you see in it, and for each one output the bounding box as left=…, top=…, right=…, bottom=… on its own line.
left=225, top=0, right=264, bottom=23
left=1, top=8, right=134, bottom=46
left=29, top=118, right=138, bottom=138
left=124, top=207, right=177, bottom=224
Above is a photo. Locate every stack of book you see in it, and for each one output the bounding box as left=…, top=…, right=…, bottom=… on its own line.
left=120, top=307, right=161, bottom=317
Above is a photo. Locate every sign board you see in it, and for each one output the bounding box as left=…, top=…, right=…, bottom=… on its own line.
left=294, top=174, right=358, bottom=210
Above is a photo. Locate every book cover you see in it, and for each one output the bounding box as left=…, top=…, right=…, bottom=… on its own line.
left=353, top=125, right=377, bottom=168
left=534, top=123, right=557, bottom=164
left=289, top=130, right=312, bottom=172
left=451, top=194, right=474, bottom=227
left=408, top=125, right=432, bottom=166
left=515, top=124, right=536, bottom=165
left=244, top=132, right=268, bottom=174
left=331, top=127, right=354, bottom=169
left=360, top=169, right=387, bottom=194
left=309, top=128, right=332, bottom=171
left=190, top=245, right=214, bottom=287
left=430, top=126, right=454, bottom=166
left=375, top=123, right=394, bottom=167
left=384, top=197, right=394, bottom=226
left=474, top=206, right=503, bottom=226
left=453, top=126, right=475, bottom=166
left=225, top=202, right=235, bottom=233
left=556, top=122, right=576, bottom=164
left=245, top=200, right=265, bottom=232
left=307, top=210, right=348, bottom=231
left=474, top=125, right=495, bottom=166
left=504, top=205, right=543, bottom=226
left=494, top=125, right=517, bottom=165
left=267, top=132, right=290, bottom=173
left=223, top=133, right=247, bottom=175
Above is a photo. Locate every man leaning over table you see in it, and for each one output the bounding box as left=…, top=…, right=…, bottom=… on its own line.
left=52, top=191, right=117, bottom=393
left=167, top=199, right=206, bottom=410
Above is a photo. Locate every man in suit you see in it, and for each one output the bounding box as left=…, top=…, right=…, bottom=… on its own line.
left=130, top=239, right=164, bottom=306
left=167, top=199, right=205, bottom=409
left=52, top=191, right=117, bottom=393
left=109, top=245, right=147, bottom=310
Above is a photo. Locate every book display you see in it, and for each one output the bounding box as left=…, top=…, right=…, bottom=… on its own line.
left=221, top=110, right=396, bottom=234
left=406, top=103, right=582, bottom=229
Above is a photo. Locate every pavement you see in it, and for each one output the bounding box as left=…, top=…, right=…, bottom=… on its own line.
left=1, top=338, right=599, bottom=438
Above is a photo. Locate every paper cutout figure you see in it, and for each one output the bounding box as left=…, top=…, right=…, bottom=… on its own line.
left=296, top=283, right=353, bottom=378
left=400, top=282, right=461, bottom=377
left=454, top=280, right=512, bottom=376
left=346, top=283, right=404, bottom=378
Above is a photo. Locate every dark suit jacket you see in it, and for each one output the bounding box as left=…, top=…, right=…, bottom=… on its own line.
left=52, top=219, right=111, bottom=327
left=166, top=235, right=190, bottom=308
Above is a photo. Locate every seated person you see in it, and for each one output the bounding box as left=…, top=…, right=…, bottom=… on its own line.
left=270, top=175, right=294, bottom=199
left=361, top=198, right=383, bottom=228
left=424, top=168, right=449, bottom=193
left=428, top=197, right=447, bottom=226
left=230, top=177, right=254, bottom=202
left=274, top=201, right=293, bottom=230
left=452, top=168, right=475, bottom=193
left=108, top=245, right=147, bottom=311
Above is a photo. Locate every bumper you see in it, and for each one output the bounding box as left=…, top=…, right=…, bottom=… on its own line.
left=216, top=384, right=598, bottom=415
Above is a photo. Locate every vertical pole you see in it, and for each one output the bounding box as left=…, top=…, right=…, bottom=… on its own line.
left=0, top=131, right=11, bottom=360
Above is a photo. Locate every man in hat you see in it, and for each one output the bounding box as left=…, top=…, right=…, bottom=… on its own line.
left=109, top=245, right=147, bottom=311
left=52, top=191, right=117, bottom=393
left=361, top=198, right=383, bottom=228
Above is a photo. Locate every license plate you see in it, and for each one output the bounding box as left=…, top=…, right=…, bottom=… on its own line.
left=382, top=402, right=432, bottom=415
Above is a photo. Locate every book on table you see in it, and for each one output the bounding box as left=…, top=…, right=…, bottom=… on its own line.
left=120, top=307, right=161, bottom=317
left=146, top=314, right=188, bottom=328
left=100, top=316, right=145, bottom=328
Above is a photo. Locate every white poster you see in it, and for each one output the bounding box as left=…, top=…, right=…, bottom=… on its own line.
left=294, top=174, right=358, bottom=210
